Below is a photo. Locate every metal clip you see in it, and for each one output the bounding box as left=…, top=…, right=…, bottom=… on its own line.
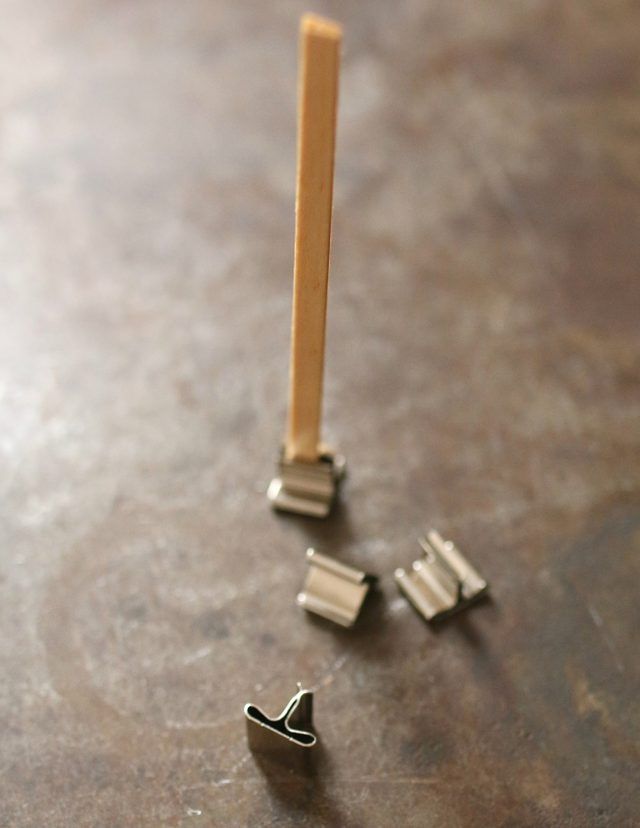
left=244, top=685, right=316, bottom=756
left=297, top=548, right=376, bottom=627
left=267, top=450, right=346, bottom=518
left=395, top=530, right=488, bottom=621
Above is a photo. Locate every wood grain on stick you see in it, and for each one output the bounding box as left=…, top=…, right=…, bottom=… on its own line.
left=285, top=14, right=342, bottom=462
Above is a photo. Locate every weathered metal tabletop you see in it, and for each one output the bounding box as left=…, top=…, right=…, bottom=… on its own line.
left=1, top=1, right=638, bottom=825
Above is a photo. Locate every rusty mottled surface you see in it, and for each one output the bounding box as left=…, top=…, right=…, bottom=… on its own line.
left=1, top=1, right=639, bottom=826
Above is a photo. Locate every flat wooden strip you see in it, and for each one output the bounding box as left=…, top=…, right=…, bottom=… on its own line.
left=285, top=14, right=342, bottom=462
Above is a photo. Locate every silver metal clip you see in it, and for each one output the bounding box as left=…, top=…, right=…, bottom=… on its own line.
left=395, top=530, right=488, bottom=621
left=244, top=685, right=316, bottom=756
left=297, top=548, right=375, bottom=627
left=267, top=450, right=346, bottom=518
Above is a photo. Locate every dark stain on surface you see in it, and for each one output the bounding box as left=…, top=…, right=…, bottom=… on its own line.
left=196, top=609, right=231, bottom=641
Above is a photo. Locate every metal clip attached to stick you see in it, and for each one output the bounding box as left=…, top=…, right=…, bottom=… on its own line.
left=267, top=450, right=346, bottom=518
left=395, top=530, right=488, bottom=621
left=245, top=685, right=316, bottom=757
left=297, top=548, right=376, bottom=627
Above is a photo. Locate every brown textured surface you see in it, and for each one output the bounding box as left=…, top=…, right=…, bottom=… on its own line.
left=1, top=1, right=639, bottom=826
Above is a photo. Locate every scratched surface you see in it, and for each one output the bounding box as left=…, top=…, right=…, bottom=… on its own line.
left=1, top=1, right=639, bottom=826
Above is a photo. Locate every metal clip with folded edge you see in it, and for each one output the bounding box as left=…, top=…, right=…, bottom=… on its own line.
left=297, top=548, right=376, bottom=627
left=395, top=530, right=488, bottom=621
left=244, top=685, right=316, bottom=757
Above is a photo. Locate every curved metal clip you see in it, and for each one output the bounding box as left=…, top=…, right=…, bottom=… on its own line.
left=297, top=548, right=376, bottom=627
left=268, top=449, right=346, bottom=518
left=244, top=685, right=316, bottom=754
left=395, top=530, right=488, bottom=621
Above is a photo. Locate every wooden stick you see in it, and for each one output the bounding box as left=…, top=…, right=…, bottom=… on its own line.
left=284, top=14, right=342, bottom=463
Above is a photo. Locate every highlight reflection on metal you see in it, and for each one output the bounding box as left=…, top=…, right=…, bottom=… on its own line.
left=244, top=685, right=316, bottom=755
left=267, top=450, right=345, bottom=518
left=395, top=530, right=488, bottom=621
left=297, top=548, right=376, bottom=627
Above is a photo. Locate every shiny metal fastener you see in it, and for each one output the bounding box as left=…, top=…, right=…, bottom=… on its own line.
left=244, top=685, right=316, bottom=755
left=297, top=548, right=376, bottom=627
left=395, top=530, right=488, bottom=621
left=267, top=450, right=346, bottom=518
